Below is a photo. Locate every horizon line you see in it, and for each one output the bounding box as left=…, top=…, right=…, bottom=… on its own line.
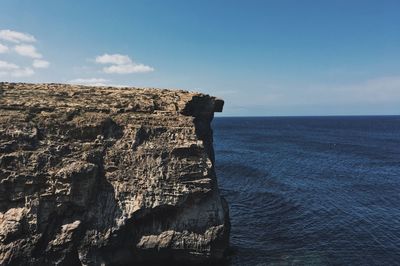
left=215, top=114, right=400, bottom=118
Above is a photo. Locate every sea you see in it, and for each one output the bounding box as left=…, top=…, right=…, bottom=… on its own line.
left=213, top=116, right=400, bottom=266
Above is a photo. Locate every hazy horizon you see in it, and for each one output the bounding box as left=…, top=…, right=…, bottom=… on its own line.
left=0, top=0, right=399, bottom=116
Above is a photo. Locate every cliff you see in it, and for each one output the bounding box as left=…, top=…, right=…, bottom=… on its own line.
left=0, top=83, right=229, bottom=265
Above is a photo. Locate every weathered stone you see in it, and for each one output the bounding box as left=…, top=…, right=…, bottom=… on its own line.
left=0, top=82, right=229, bottom=265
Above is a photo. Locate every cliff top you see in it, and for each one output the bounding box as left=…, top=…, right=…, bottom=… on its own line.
left=0, top=82, right=224, bottom=115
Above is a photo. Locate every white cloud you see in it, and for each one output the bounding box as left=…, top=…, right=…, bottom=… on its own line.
left=0, top=43, right=8, bottom=53
left=68, top=78, right=130, bottom=87
left=95, top=54, right=132, bottom=65
left=14, top=44, right=42, bottom=58
left=11, top=67, right=34, bottom=77
left=0, top=61, right=35, bottom=77
left=68, top=78, right=110, bottom=86
left=33, top=59, right=49, bottom=68
left=95, top=53, right=154, bottom=74
left=103, top=64, right=154, bottom=74
left=0, top=60, right=19, bottom=70
left=336, top=76, right=400, bottom=103
left=291, top=76, right=400, bottom=105
left=0, top=29, right=36, bottom=43
left=0, top=30, right=49, bottom=78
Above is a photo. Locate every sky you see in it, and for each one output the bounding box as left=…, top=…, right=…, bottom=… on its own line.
left=0, top=0, right=399, bottom=116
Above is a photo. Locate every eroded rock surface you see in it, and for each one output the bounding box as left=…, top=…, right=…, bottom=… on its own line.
left=0, top=82, right=229, bottom=265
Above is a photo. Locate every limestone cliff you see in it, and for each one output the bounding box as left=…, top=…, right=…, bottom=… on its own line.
left=0, top=83, right=229, bottom=265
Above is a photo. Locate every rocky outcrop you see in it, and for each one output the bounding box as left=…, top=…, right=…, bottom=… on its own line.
left=0, top=83, right=229, bottom=265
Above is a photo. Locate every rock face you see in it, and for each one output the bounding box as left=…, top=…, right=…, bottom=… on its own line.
left=0, top=83, right=229, bottom=265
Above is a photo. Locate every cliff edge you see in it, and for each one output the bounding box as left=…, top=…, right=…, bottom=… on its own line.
left=0, top=83, right=229, bottom=265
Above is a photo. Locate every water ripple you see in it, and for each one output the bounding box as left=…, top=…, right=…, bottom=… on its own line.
left=214, top=116, right=400, bottom=265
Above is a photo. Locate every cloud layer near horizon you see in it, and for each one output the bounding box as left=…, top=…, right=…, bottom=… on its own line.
left=68, top=78, right=110, bottom=86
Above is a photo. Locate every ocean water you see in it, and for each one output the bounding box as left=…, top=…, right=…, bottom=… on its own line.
left=213, top=116, right=400, bottom=266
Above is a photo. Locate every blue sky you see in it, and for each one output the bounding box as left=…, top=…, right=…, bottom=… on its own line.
left=0, top=0, right=399, bottom=116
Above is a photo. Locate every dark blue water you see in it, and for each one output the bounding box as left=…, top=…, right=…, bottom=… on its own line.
left=213, top=116, right=400, bottom=266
